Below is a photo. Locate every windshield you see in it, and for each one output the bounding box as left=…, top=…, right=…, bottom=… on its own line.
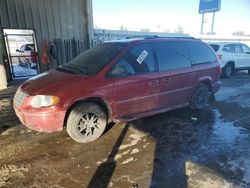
left=210, top=44, right=220, bottom=52
left=56, top=42, right=125, bottom=75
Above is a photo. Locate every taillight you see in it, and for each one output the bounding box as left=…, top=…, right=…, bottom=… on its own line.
left=217, top=64, right=222, bottom=75
left=217, top=54, right=223, bottom=60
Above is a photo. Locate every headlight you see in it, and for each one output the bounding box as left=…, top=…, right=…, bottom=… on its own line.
left=30, top=95, right=60, bottom=108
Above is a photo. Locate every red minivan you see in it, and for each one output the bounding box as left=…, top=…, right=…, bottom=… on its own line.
left=14, top=37, right=221, bottom=143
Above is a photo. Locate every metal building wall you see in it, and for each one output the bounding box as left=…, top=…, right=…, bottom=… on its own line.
left=0, top=0, right=93, bottom=72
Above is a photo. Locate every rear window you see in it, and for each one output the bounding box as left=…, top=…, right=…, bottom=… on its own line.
left=187, top=41, right=217, bottom=64
left=210, top=44, right=220, bottom=52
left=62, top=42, right=125, bottom=74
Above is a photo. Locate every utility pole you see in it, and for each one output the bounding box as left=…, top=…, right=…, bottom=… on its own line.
left=200, top=13, right=204, bottom=34
left=211, top=11, right=215, bottom=35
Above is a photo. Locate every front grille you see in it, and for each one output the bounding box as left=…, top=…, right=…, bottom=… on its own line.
left=14, top=89, right=29, bottom=108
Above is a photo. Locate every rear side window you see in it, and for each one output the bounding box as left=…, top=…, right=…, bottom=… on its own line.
left=187, top=41, right=217, bottom=64
left=112, top=44, right=155, bottom=76
left=153, top=41, right=191, bottom=71
left=222, top=44, right=234, bottom=53
left=210, top=44, right=220, bottom=52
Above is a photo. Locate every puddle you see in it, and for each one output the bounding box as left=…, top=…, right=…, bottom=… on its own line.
left=212, top=109, right=247, bottom=145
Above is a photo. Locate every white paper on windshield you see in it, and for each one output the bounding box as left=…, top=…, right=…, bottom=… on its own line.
left=137, top=50, right=148, bottom=64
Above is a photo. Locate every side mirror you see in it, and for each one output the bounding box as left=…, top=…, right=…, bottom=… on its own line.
left=107, top=64, right=128, bottom=77
left=16, top=49, right=20, bottom=52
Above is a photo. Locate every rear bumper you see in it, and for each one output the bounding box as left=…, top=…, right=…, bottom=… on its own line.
left=212, top=80, right=221, bottom=94
left=14, top=108, right=65, bottom=132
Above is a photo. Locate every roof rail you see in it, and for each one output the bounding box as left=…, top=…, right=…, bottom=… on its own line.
left=125, top=35, right=196, bottom=40
left=125, top=35, right=158, bottom=39
left=155, top=36, right=195, bottom=39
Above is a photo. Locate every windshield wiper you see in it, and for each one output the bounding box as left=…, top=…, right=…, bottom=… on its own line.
left=57, top=64, right=87, bottom=74
left=56, top=66, right=77, bottom=74
left=67, top=64, right=88, bottom=74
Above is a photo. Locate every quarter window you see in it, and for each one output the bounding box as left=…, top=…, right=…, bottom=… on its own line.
left=187, top=41, right=217, bottom=64
left=153, top=41, right=191, bottom=71
left=210, top=44, right=220, bottom=52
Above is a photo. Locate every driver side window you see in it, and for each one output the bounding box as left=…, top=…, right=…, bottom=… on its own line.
left=108, top=43, right=155, bottom=77
left=115, top=59, right=136, bottom=75
left=241, top=44, right=250, bottom=53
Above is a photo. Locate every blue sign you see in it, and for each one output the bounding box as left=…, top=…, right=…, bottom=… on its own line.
left=199, top=0, right=221, bottom=13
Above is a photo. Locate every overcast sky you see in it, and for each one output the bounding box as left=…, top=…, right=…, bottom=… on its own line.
left=92, top=0, right=250, bottom=36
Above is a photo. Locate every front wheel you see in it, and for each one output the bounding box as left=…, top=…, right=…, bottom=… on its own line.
left=66, top=102, right=107, bottom=143
left=191, top=84, right=211, bottom=110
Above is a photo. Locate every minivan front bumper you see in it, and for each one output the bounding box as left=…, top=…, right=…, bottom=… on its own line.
left=15, top=107, right=65, bottom=132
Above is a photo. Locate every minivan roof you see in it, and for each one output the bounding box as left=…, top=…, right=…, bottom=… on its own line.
left=105, top=36, right=199, bottom=44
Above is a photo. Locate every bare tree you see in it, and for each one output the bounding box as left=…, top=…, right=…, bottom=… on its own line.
left=175, top=26, right=184, bottom=34
left=140, top=27, right=150, bottom=32
left=162, top=28, right=170, bottom=33
left=232, top=31, right=245, bottom=36
left=119, top=25, right=127, bottom=31
left=94, top=25, right=100, bottom=29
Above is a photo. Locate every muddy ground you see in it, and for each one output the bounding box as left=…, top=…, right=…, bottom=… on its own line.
left=1, top=73, right=250, bottom=188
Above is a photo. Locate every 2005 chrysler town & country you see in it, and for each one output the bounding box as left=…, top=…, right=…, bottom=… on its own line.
left=14, top=37, right=221, bottom=143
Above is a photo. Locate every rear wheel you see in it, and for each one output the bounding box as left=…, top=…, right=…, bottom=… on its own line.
left=191, top=84, right=211, bottom=110
left=66, top=102, right=107, bottom=143
left=223, top=63, right=233, bottom=78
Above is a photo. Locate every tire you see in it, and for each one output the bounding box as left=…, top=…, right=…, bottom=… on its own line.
left=66, top=102, right=107, bottom=143
left=191, top=84, right=211, bottom=110
left=223, top=63, right=233, bottom=78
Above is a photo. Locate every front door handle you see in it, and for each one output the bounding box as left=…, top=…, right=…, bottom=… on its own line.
left=148, top=80, right=160, bottom=87
left=162, top=78, right=172, bottom=83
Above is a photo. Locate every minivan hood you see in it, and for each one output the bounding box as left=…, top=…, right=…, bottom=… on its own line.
left=20, top=70, right=85, bottom=95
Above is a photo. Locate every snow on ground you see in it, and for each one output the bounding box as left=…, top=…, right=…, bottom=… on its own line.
left=215, top=82, right=250, bottom=108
